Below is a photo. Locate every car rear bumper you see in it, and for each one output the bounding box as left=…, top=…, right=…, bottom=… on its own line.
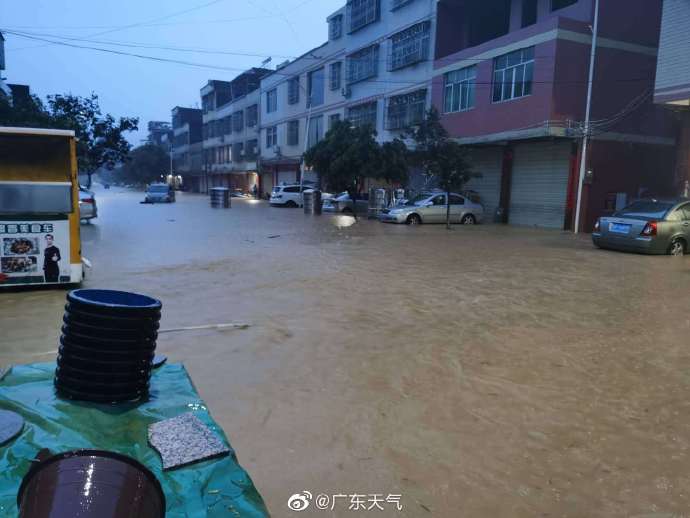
left=592, top=233, right=667, bottom=254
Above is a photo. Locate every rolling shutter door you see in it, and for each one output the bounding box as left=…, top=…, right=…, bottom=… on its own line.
left=464, top=148, right=503, bottom=219
left=277, top=171, right=297, bottom=185
left=509, top=141, right=571, bottom=229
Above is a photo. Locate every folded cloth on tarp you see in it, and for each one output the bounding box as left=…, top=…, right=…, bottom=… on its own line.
left=0, top=362, right=268, bottom=518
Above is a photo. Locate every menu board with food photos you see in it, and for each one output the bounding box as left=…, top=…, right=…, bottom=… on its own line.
left=0, top=219, right=70, bottom=286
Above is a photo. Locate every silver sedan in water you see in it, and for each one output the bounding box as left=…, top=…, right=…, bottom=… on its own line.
left=379, top=192, right=484, bottom=225
left=592, top=199, right=690, bottom=256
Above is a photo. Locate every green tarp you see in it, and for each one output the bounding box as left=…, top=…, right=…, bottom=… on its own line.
left=0, top=363, right=269, bottom=517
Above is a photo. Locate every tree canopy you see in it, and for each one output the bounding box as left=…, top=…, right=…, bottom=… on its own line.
left=119, top=144, right=169, bottom=186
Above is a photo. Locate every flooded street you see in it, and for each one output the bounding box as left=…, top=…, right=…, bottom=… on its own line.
left=2, top=188, right=690, bottom=517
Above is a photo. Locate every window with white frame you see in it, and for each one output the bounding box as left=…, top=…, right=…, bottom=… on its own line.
left=308, top=68, right=325, bottom=107
left=347, top=101, right=377, bottom=128
left=329, top=15, right=343, bottom=39
left=347, top=0, right=380, bottom=33
left=492, top=47, right=534, bottom=103
left=307, top=115, right=324, bottom=148
left=386, top=89, right=426, bottom=130
left=551, top=0, right=577, bottom=11
left=287, top=120, right=300, bottom=146
left=347, top=44, right=379, bottom=84
left=330, top=62, right=342, bottom=91
left=266, top=89, right=277, bottom=113
left=266, top=126, right=277, bottom=148
left=232, top=110, right=244, bottom=132
left=444, top=66, right=477, bottom=113
left=246, top=104, right=258, bottom=127
left=389, top=21, right=431, bottom=71
left=287, top=77, right=300, bottom=105
left=245, top=139, right=258, bottom=160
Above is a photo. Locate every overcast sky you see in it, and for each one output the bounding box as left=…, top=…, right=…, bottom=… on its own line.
left=1, top=0, right=342, bottom=143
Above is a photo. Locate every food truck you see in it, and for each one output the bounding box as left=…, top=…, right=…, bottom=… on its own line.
left=0, top=127, right=83, bottom=287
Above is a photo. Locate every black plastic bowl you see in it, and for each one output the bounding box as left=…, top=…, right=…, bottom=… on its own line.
left=55, top=362, right=150, bottom=384
left=59, top=339, right=156, bottom=362
left=55, top=382, right=149, bottom=403
left=64, top=305, right=161, bottom=330
left=67, top=290, right=162, bottom=317
left=62, top=315, right=159, bottom=341
left=61, top=326, right=156, bottom=350
left=55, top=371, right=150, bottom=394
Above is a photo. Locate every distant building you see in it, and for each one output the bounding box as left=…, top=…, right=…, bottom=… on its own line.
left=0, top=32, right=9, bottom=99
left=171, top=106, right=204, bottom=192
left=654, top=0, right=690, bottom=197
left=147, top=121, right=173, bottom=147
left=200, top=68, right=271, bottom=194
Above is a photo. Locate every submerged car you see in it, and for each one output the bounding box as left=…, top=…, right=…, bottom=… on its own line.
left=145, top=183, right=175, bottom=203
left=592, top=199, right=690, bottom=256
left=78, top=186, right=97, bottom=221
left=379, top=192, right=484, bottom=225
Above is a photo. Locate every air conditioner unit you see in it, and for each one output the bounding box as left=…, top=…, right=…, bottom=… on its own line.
left=342, top=86, right=352, bottom=98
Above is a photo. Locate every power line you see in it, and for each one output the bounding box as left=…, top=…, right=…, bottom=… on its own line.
left=1, top=29, right=659, bottom=87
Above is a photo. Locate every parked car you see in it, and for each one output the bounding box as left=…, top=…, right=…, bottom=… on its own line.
left=592, top=199, right=690, bottom=256
left=323, top=192, right=353, bottom=213
left=379, top=192, right=484, bottom=225
left=270, top=184, right=305, bottom=207
left=144, top=183, right=175, bottom=203
left=78, top=186, right=97, bottom=221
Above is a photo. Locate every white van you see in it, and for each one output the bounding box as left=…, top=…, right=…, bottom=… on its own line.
left=269, top=184, right=305, bottom=207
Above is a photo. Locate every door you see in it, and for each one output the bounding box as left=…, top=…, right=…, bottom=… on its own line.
left=277, top=170, right=297, bottom=185
left=678, top=203, right=690, bottom=242
left=449, top=194, right=466, bottom=223
left=424, top=194, right=447, bottom=223
left=509, top=141, right=571, bottom=228
left=465, top=148, right=503, bottom=218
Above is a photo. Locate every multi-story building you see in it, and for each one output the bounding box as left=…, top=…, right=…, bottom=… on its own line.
left=259, top=0, right=438, bottom=192
left=147, top=121, right=173, bottom=147
left=654, top=0, right=690, bottom=197
left=171, top=106, right=203, bottom=192
left=200, top=68, right=271, bottom=193
left=0, top=32, right=9, bottom=99
left=433, top=0, right=677, bottom=230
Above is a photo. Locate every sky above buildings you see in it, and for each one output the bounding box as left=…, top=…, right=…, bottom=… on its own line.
left=1, top=0, right=342, bottom=143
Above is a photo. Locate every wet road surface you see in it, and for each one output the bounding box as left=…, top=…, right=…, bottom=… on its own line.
left=2, top=188, right=690, bottom=517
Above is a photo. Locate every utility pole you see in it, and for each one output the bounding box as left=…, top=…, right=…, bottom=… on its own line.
left=574, top=0, right=600, bottom=234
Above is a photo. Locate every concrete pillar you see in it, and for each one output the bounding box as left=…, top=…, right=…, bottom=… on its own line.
left=676, top=112, right=690, bottom=197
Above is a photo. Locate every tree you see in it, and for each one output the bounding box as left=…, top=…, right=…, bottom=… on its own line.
left=120, top=144, right=170, bottom=187
left=0, top=92, right=138, bottom=188
left=47, top=94, right=138, bottom=188
left=304, top=120, right=408, bottom=217
left=408, top=108, right=478, bottom=229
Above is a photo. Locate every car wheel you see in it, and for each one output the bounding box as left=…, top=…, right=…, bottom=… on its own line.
left=461, top=214, right=476, bottom=225
left=406, top=214, right=421, bottom=225
left=286, top=200, right=297, bottom=208
left=668, top=238, right=686, bottom=257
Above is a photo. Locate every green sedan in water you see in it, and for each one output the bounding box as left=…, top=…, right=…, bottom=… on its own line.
left=592, top=199, right=690, bottom=256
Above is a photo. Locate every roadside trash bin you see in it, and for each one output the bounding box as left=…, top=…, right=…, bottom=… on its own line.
left=18, top=450, right=165, bottom=518
left=56, top=289, right=162, bottom=403
left=210, top=187, right=230, bottom=208
left=303, top=190, right=322, bottom=215
left=368, top=188, right=387, bottom=219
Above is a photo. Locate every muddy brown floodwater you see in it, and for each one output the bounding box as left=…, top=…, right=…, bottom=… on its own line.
left=2, top=188, right=690, bottom=517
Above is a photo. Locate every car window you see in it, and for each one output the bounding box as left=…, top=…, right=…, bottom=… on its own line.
left=432, top=195, right=445, bottom=206
left=667, top=209, right=684, bottom=222
left=615, top=201, right=674, bottom=219
left=284, top=186, right=300, bottom=193
left=449, top=195, right=464, bottom=205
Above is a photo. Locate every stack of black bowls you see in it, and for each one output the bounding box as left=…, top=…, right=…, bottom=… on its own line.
left=56, top=289, right=162, bottom=403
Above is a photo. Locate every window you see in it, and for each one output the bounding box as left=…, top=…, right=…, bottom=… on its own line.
left=284, top=186, right=300, bottom=193
left=347, top=44, right=379, bottom=84
left=246, top=104, right=258, bottom=127
left=266, top=126, right=277, bottom=148
left=449, top=194, right=465, bottom=205
left=432, top=195, right=445, bottom=206
left=232, top=110, right=244, bottom=132
left=266, top=89, right=277, bottom=113
left=347, top=101, right=377, bottom=128
left=329, top=113, right=342, bottom=130
left=391, top=0, right=414, bottom=10
left=347, top=0, right=380, bottom=33
left=386, top=89, right=426, bottom=130
left=329, top=15, right=343, bottom=40
left=308, top=68, right=325, bottom=107
left=233, top=142, right=244, bottom=161
left=522, top=0, right=538, bottom=27
left=307, top=115, right=324, bottom=148
left=388, top=21, right=431, bottom=71
left=330, top=62, right=342, bottom=91
left=287, top=77, right=300, bottom=105
left=287, top=120, right=300, bottom=146
left=444, top=66, right=477, bottom=113
left=492, top=47, right=534, bottom=103
left=246, top=139, right=258, bottom=160
left=679, top=204, right=690, bottom=221
left=551, top=0, right=577, bottom=11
